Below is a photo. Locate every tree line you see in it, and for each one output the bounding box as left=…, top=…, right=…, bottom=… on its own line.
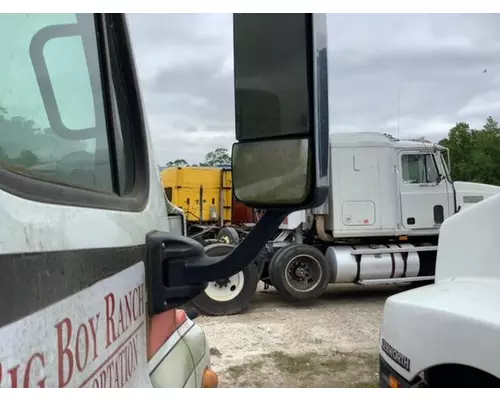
left=438, top=116, right=500, bottom=186
left=0, top=106, right=46, bottom=168
left=164, top=147, right=231, bottom=168
left=0, top=105, right=87, bottom=168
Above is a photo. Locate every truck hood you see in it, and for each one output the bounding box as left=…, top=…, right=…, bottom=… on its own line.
left=435, top=187, right=500, bottom=282
left=380, top=278, right=500, bottom=382
left=453, top=181, right=500, bottom=211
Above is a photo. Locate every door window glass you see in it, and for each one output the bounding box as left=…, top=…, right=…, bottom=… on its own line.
left=0, top=14, right=114, bottom=193
left=402, top=154, right=439, bottom=184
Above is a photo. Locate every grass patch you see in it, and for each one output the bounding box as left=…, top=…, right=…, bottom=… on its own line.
left=266, top=350, right=350, bottom=374
left=350, top=381, right=379, bottom=388
left=226, top=360, right=264, bottom=378
left=220, top=351, right=379, bottom=388
left=210, top=347, right=222, bottom=357
left=225, top=360, right=266, bottom=387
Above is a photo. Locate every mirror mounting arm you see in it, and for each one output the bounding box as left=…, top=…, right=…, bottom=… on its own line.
left=179, top=209, right=288, bottom=284
left=145, top=210, right=288, bottom=315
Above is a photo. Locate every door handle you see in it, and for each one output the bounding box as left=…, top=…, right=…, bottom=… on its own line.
left=352, top=156, right=360, bottom=171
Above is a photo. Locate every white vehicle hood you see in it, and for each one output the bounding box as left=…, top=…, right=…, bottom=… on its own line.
left=380, top=190, right=500, bottom=381
left=380, top=278, right=500, bottom=382
left=453, top=181, right=500, bottom=210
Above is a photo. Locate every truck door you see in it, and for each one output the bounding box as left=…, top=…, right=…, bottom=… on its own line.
left=398, top=151, right=451, bottom=230
left=0, top=13, right=198, bottom=388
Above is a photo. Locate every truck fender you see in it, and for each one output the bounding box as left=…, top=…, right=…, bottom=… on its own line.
left=379, top=279, right=500, bottom=384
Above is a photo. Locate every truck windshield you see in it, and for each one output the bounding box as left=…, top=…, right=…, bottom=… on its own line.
left=0, top=13, right=112, bottom=193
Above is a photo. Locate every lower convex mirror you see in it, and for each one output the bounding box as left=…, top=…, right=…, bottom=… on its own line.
left=232, top=138, right=312, bottom=206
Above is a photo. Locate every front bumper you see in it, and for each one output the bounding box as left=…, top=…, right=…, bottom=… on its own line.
left=379, top=356, right=425, bottom=388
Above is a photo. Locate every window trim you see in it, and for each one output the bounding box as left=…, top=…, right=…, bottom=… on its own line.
left=439, top=151, right=452, bottom=181
left=427, top=153, right=441, bottom=183
left=0, top=13, right=149, bottom=212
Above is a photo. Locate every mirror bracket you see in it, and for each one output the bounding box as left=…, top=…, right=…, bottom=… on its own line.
left=145, top=209, right=288, bottom=315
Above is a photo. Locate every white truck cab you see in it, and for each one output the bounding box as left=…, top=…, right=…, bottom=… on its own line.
left=379, top=176, right=500, bottom=387
left=0, top=13, right=217, bottom=388
left=0, top=13, right=332, bottom=387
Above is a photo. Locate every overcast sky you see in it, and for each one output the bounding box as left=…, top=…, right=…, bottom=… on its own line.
left=127, top=13, right=500, bottom=165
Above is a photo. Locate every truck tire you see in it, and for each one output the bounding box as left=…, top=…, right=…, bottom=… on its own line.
left=269, top=244, right=331, bottom=301
left=217, top=226, right=240, bottom=245
left=191, top=243, right=259, bottom=316
left=425, top=364, right=500, bottom=388
left=409, top=279, right=434, bottom=289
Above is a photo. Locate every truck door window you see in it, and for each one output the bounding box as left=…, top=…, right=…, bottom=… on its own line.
left=402, top=154, right=439, bottom=184
left=0, top=14, right=112, bottom=193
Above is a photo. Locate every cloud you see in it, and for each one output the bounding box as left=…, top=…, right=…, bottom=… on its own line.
left=127, top=13, right=500, bottom=165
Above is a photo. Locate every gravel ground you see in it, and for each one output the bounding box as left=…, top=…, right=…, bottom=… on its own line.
left=197, top=283, right=408, bottom=388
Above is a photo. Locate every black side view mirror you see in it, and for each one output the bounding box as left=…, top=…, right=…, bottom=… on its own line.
left=232, top=13, right=329, bottom=210
left=146, top=13, right=331, bottom=315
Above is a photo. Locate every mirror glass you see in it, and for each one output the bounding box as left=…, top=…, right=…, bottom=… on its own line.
left=0, top=13, right=113, bottom=193
left=232, top=138, right=311, bottom=205
left=233, top=13, right=312, bottom=141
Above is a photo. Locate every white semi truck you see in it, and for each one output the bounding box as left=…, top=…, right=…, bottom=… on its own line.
left=193, top=131, right=500, bottom=316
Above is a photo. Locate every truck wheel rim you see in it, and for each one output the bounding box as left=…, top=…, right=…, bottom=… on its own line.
left=220, top=235, right=231, bottom=244
left=284, top=254, right=322, bottom=292
left=204, top=271, right=245, bottom=302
